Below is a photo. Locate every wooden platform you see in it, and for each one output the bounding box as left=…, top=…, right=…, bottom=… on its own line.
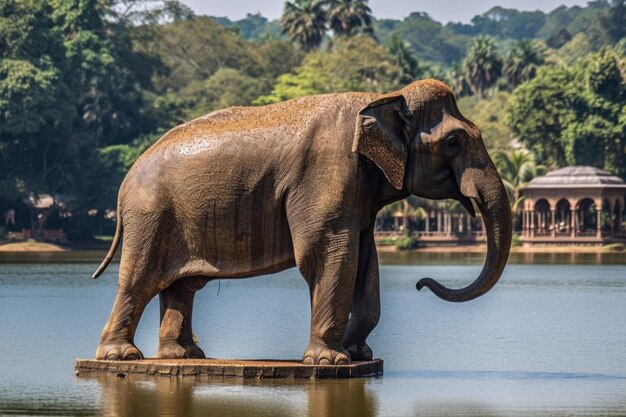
left=75, top=358, right=383, bottom=379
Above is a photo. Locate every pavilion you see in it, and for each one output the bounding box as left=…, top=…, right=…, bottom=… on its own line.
left=519, top=166, right=626, bottom=244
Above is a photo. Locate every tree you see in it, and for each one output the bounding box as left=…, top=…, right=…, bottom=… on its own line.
left=597, top=0, right=626, bottom=44
left=456, top=7, right=546, bottom=40
left=255, top=35, right=400, bottom=104
left=506, top=48, right=626, bottom=177
left=281, top=0, right=327, bottom=52
left=506, top=65, right=580, bottom=167
left=387, top=12, right=466, bottom=65
left=456, top=91, right=514, bottom=150
left=0, top=1, right=75, bottom=201
left=503, top=39, right=544, bottom=89
left=463, top=36, right=502, bottom=98
left=494, top=149, right=545, bottom=204
left=179, top=68, right=271, bottom=119
left=326, top=0, right=373, bottom=38
left=385, top=33, right=422, bottom=85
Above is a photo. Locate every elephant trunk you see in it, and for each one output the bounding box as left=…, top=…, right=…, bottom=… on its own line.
left=416, top=163, right=512, bottom=302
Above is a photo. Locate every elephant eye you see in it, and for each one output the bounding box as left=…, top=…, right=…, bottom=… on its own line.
left=443, top=134, right=461, bottom=157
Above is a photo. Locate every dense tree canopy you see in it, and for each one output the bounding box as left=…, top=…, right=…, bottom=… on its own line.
left=506, top=48, right=626, bottom=177
left=1, top=0, right=626, bottom=240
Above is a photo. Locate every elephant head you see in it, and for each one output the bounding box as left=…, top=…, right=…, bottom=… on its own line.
left=353, top=79, right=511, bottom=302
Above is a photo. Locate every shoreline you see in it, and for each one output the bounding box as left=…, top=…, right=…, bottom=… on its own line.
left=1, top=241, right=623, bottom=254
left=377, top=244, right=623, bottom=254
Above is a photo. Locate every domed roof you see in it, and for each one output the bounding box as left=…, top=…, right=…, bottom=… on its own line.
left=526, top=166, right=624, bottom=187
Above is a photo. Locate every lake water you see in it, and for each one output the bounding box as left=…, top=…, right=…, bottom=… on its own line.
left=0, top=252, right=625, bottom=416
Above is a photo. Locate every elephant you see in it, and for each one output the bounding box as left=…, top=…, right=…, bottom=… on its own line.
left=93, top=79, right=511, bottom=365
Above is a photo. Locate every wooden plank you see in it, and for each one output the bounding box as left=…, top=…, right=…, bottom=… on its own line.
left=75, top=358, right=383, bottom=379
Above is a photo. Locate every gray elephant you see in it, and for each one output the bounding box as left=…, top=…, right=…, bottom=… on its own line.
left=93, top=79, right=511, bottom=365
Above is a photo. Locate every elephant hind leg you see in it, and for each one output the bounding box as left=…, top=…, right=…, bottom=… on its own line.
left=158, top=276, right=209, bottom=359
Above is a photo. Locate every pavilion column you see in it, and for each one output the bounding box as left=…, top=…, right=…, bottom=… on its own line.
left=596, top=204, right=602, bottom=239
left=617, top=202, right=624, bottom=237
left=530, top=208, right=535, bottom=237
left=425, top=211, right=430, bottom=233
left=522, top=210, right=527, bottom=237
left=570, top=209, right=576, bottom=238
left=437, top=211, right=442, bottom=233
left=550, top=209, right=556, bottom=238
left=610, top=202, right=615, bottom=237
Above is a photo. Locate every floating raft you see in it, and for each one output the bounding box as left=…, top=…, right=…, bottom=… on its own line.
left=75, top=358, right=383, bottom=379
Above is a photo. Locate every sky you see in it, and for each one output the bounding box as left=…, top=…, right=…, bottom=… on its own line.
left=180, top=0, right=591, bottom=23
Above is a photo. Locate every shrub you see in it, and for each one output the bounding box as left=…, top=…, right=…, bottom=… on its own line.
left=395, top=235, right=417, bottom=250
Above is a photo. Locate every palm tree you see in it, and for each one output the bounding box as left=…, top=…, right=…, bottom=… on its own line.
left=493, top=148, right=545, bottom=211
left=281, top=0, right=328, bottom=52
left=326, top=0, right=373, bottom=38
left=462, top=36, right=502, bottom=99
left=377, top=197, right=426, bottom=233
left=503, top=40, right=544, bottom=90
left=386, top=33, right=422, bottom=85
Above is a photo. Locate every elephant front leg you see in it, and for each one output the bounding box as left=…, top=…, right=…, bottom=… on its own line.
left=299, top=234, right=358, bottom=365
left=342, top=231, right=380, bottom=361
left=158, top=277, right=208, bottom=359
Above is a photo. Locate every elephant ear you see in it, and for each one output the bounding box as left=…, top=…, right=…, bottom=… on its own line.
left=352, top=95, right=408, bottom=190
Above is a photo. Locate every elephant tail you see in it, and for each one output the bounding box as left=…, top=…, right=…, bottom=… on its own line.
left=92, top=209, right=123, bottom=279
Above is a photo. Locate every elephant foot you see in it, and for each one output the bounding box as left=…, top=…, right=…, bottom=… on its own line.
left=343, top=342, right=373, bottom=361
left=96, top=342, right=144, bottom=361
left=303, top=342, right=350, bottom=365
left=157, top=340, right=206, bottom=359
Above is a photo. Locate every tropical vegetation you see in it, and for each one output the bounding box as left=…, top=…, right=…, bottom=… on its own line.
left=1, top=0, right=625, bottom=241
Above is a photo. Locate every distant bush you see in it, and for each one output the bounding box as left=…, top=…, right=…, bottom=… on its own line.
left=603, top=243, right=624, bottom=252
left=395, top=235, right=418, bottom=250
left=376, top=237, right=397, bottom=246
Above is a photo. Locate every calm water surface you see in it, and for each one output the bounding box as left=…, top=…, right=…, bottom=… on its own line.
left=0, top=252, right=625, bottom=416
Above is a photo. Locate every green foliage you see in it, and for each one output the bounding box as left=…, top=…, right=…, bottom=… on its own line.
left=394, top=235, right=418, bottom=251
left=255, top=35, right=400, bottom=104
left=327, top=0, right=373, bottom=38
left=503, top=40, right=545, bottom=89
left=456, top=92, right=513, bottom=150
left=385, top=33, right=422, bottom=84
left=2, top=0, right=626, bottom=241
left=372, top=18, right=400, bottom=44
left=211, top=13, right=285, bottom=41
left=539, top=2, right=610, bottom=41
left=281, top=0, right=327, bottom=52
left=389, top=12, right=467, bottom=65
left=137, top=16, right=263, bottom=91
left=181, top=68, right=271, bottom=119
left=449, top=6, right=546, bottom=40
left=463, top=36, right=503, bottom=98
left=507, top=48, right=626, bottom=177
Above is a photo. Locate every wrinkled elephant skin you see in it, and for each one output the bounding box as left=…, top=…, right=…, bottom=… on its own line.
left=93, top=79, right=511, bottom=364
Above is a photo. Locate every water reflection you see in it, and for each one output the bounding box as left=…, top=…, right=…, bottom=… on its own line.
left=88, top=374, right=378, bottom=417
left=2, top=257, right=626, bottom=416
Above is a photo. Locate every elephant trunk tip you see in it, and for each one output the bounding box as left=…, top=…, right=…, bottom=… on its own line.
left=415, top=278, right=433, bottom=291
